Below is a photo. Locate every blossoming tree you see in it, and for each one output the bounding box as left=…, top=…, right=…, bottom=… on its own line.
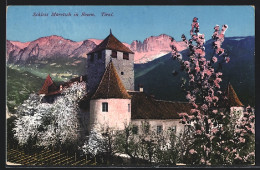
left=171, top=17, right=255, bottom=165
left=13, top=82, right=86, bottom=150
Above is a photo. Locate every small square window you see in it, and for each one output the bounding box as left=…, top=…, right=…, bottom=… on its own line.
left=98, top=51, right=102, bottom=59
left=169, top=126, right=176, bottom=133
left=132, top=126, right=138, bottom=135
left=121, top=72, right=124, bottom=75
left=90, top=54, right=94, bottom=62
left=111, top=50, right=117, bottom=58
left=123, top=53, right=129, bottom=60
left=102, top=102, right=108, bottom=112
left=157, top=125, right=162, bottom=134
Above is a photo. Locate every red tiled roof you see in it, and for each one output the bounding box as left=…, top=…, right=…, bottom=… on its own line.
left=129, top=92, right=193, bottom=119
left=226, top=83, right=244, bottom=107
left=218, top=83, right=244, bottom=108
left=91, top=61, right=131, bottom=99
left=38, top=74, right=58, bottom=95
left=87, top=32, right=134, bottom=54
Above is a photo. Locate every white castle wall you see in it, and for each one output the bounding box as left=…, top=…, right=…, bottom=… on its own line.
left=89, top=99, right=131, bottom=132
left=131, top=119, right=185, bottom=136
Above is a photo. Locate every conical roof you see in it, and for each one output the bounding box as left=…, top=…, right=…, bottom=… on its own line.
left=87, top=31, right=134, bottom=54
left=91, top=61, right=131, bottom=99
left=38, top=74, right=57, bottom=95
left=226, top=83, right=244, bottom=107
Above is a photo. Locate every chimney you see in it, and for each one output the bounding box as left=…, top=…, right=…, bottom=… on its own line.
left=80, top=76, right=82, bottom=82
left=60, top=85, right=63, bottom=91
left=138, top=84, right=143, bottom=92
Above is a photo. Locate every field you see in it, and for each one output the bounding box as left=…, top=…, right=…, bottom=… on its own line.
left=6, top=145, right=94, bottom=166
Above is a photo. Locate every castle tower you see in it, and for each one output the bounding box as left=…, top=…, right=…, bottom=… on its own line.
left=89, top=61, right=132, bottom=131
left=86, top=31, right=134, bottom=94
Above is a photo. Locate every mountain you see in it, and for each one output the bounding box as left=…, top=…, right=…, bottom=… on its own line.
left=7, top=35, right=84, bottom=63
left=134, top=36, right=255, bottom=106
left=69, top=40, right=97, bottom=58
left=130, top=34, right=187, bottom=63
left=6, top=34, right=186, bottom=64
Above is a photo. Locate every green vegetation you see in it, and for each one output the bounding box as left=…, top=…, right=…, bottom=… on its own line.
left=6, top=57, right=87, bottom=113
left=7, top=67, right=45, bottom=113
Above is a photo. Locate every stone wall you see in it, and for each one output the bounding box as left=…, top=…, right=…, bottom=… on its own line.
left=105, top=50, right=134, bottom=91
left=86, top=50, right=106, bottom=93
left=86, top=49, right=134, bottom=94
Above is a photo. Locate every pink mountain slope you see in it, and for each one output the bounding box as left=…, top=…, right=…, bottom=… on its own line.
left=7, top=35, right=83, bottom=63
left=130, top=34, right=187, bottom=63
left=9, top=41, right=30, bottom=49
left=6, top=34, right=187, bottom=64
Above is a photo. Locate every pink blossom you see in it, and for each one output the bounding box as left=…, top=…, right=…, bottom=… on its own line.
left=239, top=137, right=245, bottom=143
left=212, top=110, right=218, bottom=114
left=235, top=154, right=242, bottom=160
left=190, top=109, right=196, bottom=114
left=249, top=152, right=255, bottom=156
left=189, top=149, right=197, bottom=154
left=210, top=136, right=214, bottom=141
left=192, top=102, right=198, bottom=108
left=201, top=104, right=208, bottom=111
left=212, top=56, right=218, bottom=63
left=196, top=130, right=202, bottom=135
left=200, top=158, right=205, bottom=163
left=225, top=57, right=230, bottom=63
left=216, top=72, right=223, bottom=77
left=205, top=96, right=213, bottom=103
left=206, top=161, right=211, bottom=165
left=212, top=96, right=219, bottom=102
left=195, top=66, right=200, bottom=73
left=211, top=128, right=218, bottom=134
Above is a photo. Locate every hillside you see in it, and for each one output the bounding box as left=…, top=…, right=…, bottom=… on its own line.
left=134, top=36, right=255, bottom=106
left=7, top=67, right=45, bottom=113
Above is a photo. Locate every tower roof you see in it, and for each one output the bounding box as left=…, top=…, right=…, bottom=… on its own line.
left=38, top=74, right=58, bottom=95
left=87, top=31, right=134, bottom=54
left=91, top=61, right=131, bottom=99
left=225, top=83, right=244, bottom=107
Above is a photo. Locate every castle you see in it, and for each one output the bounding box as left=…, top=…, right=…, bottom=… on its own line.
left=38, top=31, right=245, bottom=137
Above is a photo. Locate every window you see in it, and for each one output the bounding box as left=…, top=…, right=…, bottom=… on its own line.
left=102, top=102, right=108, bottom=112
left=132, top=126, right=138, bottom=135
left=157, top=125, right=162, bottom=134
left=111, top=50, right=117, bottom=58
left=90, top=54, right=94, bottom=62
left=128, top=104, right=131, bottom=112
left=123, top=53, right=129, bottom=60
left=121, top=72, right=124, bottom=75
left=169, top=126, right=176, bottom=133
left=98, top=51, right=102, bottom=59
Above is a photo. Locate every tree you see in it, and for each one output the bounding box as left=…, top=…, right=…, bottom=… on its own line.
left=171, top=17, right=254, bottom=165
left=13, top=82, right=86, bottom=150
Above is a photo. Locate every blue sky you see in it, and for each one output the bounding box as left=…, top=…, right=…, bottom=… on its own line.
left=6, top=6, right=255, bottom=44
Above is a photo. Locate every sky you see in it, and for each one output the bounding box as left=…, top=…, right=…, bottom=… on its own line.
left=6, top=6, right=255, bottom=44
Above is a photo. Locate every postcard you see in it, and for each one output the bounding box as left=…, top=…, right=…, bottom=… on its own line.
left=6, top=5, right=255, bottom=167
